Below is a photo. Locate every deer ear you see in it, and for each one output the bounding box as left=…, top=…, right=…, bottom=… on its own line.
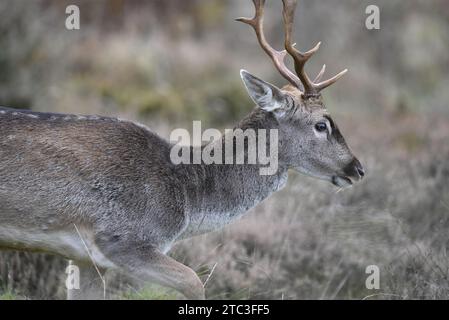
left=240, top=70, right=288, bottom=114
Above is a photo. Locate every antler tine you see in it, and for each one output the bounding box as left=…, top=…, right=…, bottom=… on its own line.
left=315, top=68, right=348, bottom=90
left=236, top=0, right=301, bottom=88
left=313, top=64, right=326, bottom=83
left=281, top=0, right=347, bottom=97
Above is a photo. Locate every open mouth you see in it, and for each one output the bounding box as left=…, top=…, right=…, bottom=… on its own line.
left=331, top=175, right=353, bottom=188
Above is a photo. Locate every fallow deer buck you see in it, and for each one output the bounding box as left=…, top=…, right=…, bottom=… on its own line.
left=0, top=0, right=364, bottom=299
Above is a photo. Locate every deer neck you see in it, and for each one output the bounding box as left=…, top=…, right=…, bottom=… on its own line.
left=179, top=109, right=288, bottom=237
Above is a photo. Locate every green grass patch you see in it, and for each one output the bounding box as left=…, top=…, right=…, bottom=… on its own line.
left=0, top=290, right=23, bottom=300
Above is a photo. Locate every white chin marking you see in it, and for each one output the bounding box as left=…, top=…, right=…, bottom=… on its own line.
left=332, top=176, right=353, bottom=188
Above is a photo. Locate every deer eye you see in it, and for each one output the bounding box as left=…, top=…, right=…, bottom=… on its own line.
left=315, top=122, right=327, bottom=132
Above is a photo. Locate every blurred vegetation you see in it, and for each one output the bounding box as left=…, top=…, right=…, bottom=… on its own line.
left=120, top=285, right=179, bottom=300
left=0, top=291, right=21, bottom=300
left=1, top=0, right=448, bottom=125
left=0, top=0, right=449, bottom=299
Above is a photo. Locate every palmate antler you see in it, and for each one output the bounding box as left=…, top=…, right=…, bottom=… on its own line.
left=237, top=0, right=347, bottom=98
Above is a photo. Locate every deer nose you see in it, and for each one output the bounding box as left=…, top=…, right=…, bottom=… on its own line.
left=356, top=164, right=365, bottom=178
left=343, top=158, right=365, bottom=181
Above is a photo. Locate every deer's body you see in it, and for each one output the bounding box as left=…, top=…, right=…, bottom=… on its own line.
left=0, top=0, right=365, bottom=299
left=0, top=107, right=287, bottom=269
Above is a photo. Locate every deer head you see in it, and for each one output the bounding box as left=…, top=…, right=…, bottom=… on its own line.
left=238, top=0, right=364, bottom=187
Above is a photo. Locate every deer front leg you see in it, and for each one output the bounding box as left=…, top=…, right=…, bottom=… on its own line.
left=97, top=240, right=205, bottom=300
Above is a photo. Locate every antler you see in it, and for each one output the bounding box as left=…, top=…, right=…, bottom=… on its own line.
left=282, top=0, right=347, bottom=97
left=236, top=0, right=301, bottom=88
left=238, top=0, right=348, bottom=98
